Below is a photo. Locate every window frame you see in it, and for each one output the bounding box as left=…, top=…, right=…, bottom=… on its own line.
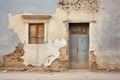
left=28, top=23, right=45, bottom=44
left=22, top=14, right=51, bottom=45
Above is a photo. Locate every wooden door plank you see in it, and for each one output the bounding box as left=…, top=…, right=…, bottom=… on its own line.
left=29, top=24, right=37, bottom=44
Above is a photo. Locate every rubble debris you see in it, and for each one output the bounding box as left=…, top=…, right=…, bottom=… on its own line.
left=25, top=65, right=48, bottom=72
left=3, top=42, right=25, bottom=67
left=89, top=50, right=98, bottom=71
left=50, top=47, right=68, bottom=71
left=0, top=46, right=68, bottom=72
left=0, top=65, right=49, bottom=72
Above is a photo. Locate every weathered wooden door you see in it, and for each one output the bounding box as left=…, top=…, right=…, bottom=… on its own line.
left=69, top=23, right=89, bottom=69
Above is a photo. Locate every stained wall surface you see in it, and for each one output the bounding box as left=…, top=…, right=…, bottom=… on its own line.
left=57, top=0, right=120, bottom=70
left=0, top=0, right=120, bottom=70
left=0, top=0, right=58, bottom=63
left=94, top=0, right=120, bottom=69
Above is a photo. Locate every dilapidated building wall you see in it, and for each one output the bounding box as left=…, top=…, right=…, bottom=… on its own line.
left=0, top=0, right=120, bottom=71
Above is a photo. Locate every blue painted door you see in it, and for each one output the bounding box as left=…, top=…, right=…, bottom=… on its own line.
left=78, top=35, right=89, bottom=69
left=69, top=23, right=89, bottom=69
left=69, top=35, right=78, bottom=68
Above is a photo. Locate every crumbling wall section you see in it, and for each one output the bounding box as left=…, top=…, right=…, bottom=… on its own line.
left=5, top=0, right=100, bottom=70
left=50, top=46, right=68, bottom=71
left=3, top=42, right=25, bottom=67
left=89, top=50, right=98, bottom=71
left=59, top=0, right=100, bottom=13
left=4, top=0, right=120, bottom=71
left=8, top=11, right=67, bottom=67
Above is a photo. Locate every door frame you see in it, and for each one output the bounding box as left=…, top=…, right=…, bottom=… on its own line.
left=68, top=22, right=90, bottom=69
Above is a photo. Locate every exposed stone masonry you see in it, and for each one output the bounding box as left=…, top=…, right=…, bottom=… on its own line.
left=59, top=0, right=100, bottom=13
left=89, top=50, right=98, bottom=71
left=50, top=46, right=68, bottom=71
left=3, top=42, right=25, bottom=67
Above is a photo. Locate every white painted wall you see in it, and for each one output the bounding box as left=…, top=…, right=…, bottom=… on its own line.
left=8, top=11, right=67, bottom=66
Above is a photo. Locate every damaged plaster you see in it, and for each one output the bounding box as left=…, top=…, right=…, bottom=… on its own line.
left=50, top=46, right=68, bottom=71
left=0, top=0, right=120, bottom=71
left=23, top=38, right=67, bottom=66
left=8, top=13, right=67, bottom=66
left=0, top=0, right=58, bottom=65
left=59, top=0, right=100, bottom=13
left=89, top=50, right=98, bottom=71
left=3, top=42, right=25, bottom=67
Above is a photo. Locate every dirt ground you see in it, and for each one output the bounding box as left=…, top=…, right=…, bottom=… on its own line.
left=0, top=70, right=120, bottom=80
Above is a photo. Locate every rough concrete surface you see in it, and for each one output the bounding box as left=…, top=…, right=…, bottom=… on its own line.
left=0, top=70, right=120, bottom=80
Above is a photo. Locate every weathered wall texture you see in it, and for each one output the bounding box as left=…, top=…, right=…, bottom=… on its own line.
left=3, top=42, right=25, bottom=67
left=0, top=0, right=58, bottom=65
left=0, top=0, right=120, bottom=70
left=58, top=0, right=120, bottom=70
left=8, top=12, right=67, bottom=66
left=60, top=0, right=100, bottom=13
left=93, top=0, right=120, bottom=70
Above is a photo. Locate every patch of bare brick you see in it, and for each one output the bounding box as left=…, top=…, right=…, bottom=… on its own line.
left=50, top=47, right=68, bottom=72
left=3, top=42, right=25, bottom=67
left=59, top=0, right=100, bottom=13
left=89, top=50, right=98, bottom=71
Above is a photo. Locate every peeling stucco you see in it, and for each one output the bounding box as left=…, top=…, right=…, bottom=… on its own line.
left=0, top=0, right=120, bottom=70
left=8, top=12, right=67, bottom=66
left=59, top=0, right=100, bottom=13
left=3, top=42, right=25, bottom=67
left=0, top=0, right=58, bottom=64
left=23, top=39, right=66, bottom=66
